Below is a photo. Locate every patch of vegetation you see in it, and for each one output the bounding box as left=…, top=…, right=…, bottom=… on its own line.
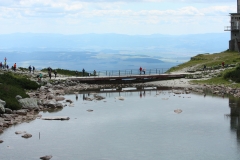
left=223, top=65, right=240, bottom=83
left=167, top=51, right=240, bottom=73
left=0, top=72, right=40, bottom=110
left=41, top=68, right=91, bottom=76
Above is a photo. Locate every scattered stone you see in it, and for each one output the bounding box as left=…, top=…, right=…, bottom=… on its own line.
left=0, top=140, right=3, bottom=143
left=22, top=133, right=32, bottom=138
left=174, top=109, right=182, bottom=114
left=87, top=109, right=93, bottom=112
left=0, top=129, right=3, bottom=134
left=66, top=99, right=73, bottom=103
left=5, top=108, right=12, bottom=114
left=15, top=131, right=26, bottom=134
left=40, top=155, right=53, bottom=160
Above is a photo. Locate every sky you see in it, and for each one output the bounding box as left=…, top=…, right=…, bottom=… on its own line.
left=0, top=0, right=237, bottom=35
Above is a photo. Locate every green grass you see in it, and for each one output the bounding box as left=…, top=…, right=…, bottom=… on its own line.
left=0, top=72, right=40, bottom=110
left=168, top=51, right=240, bottom=73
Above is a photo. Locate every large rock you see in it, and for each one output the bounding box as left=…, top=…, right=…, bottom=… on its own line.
left=18, top=98, right=39, bottom=110
left=16, top=110, right=27, bottom=115
left=0, top=99, right=6, bottom=114
left=5, top=108, right=12, bottom=114
left=15, top=95, right=22, bottom=100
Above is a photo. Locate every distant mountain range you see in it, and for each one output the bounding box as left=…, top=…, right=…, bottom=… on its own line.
left=0, top=33, right=229, bottom=54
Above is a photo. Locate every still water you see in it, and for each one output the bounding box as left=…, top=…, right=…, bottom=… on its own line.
left=0, top=89, right=240, bottom=160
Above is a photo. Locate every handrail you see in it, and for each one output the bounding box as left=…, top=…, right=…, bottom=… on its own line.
left=77, top=68, right=169, bottom=77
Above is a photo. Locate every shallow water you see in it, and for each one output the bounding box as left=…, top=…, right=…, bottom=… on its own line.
left=1, top=90, right=240, bottom=160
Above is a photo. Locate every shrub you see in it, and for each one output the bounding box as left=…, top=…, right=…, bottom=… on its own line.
left=223, top=67, right=240, bottom=82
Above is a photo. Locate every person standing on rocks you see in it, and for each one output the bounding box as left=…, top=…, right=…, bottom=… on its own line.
left=32, top=66, right=35, bottom=74
left=48, top=69, right=52, bottom=79
left=13, top=63, right=16, bottom=71
left=54, top=70, right=57, bottom=78
left=82, top=68, right=85, bottom=77
left=29, top=65, right=32, bottom=73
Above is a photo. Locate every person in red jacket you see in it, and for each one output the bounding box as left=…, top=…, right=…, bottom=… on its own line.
left=139, top=67, right=142, bottom=75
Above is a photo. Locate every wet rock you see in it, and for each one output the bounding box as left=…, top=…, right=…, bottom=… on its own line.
left=16, top=110, right=27, bottom=115
left=94, top=95, right=105, bottom=100
left=40, top=155, right=53, bottom=160
left=174, top=109, right=182, bottom=114
left=55, top=96, right=65, bottom=101
left=42, top=116, right=70, bottom=120
left=87, top=109, right=93, bottom=112
left=18, top=98, right=39, bottom=110
left=15, top=131, right=26, bottom=134
left=66, top=99, right=73, bottom=103
left=0, top=140, right=3, bottom=143
left=0, top=129, right=3, bottom=134
left=46, top=101, right=57, bottom=108
left=56, top=103, right=63, bottom=108
left=116, top=97, right=124, bottom=101
left=15, top=95, right=22, bottom=100
left=22, top=133, right=32, bottom=138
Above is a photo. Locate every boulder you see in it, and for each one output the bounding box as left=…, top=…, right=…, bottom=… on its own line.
left=39, top=86, right=46, bottom=92
left=0, top=99, right=6, bottom=114
left=55, top=96, right=65, bottom=101
left=22, top=133, right=32, bottom=138
left=15, top=95, right=22, bottom=100
left=46, top=101, right=57, bottom=108
left=40, top=155, right=53, bottom=160
left=18, top=98, right=39, bottom=110
left=5, top=108, right=12, bottom=114
left=0, top=140, right=3, bottom=143
left=55, top=103, right=63, bottom=108
left=16, top=110, right=27, bottom=115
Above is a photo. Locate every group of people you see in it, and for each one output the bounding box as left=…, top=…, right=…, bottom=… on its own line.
left=28, top=65, right=35, bottom=74
left=75, top=69, right=97, bottom=77
left=47, top=67, right=57, bottom=79
left=139, top=67, right=146, bottom=74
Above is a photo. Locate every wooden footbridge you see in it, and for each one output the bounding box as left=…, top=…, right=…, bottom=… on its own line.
left=68, top=68, right=187, bottom=84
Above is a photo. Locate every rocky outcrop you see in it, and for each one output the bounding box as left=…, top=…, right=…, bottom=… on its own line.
left=0, top=99, right=6, bottom=114
left=18, top=98, right=39, bottom=111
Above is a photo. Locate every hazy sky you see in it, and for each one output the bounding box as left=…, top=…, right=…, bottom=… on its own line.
left=0, top=0, right=236, bottom=35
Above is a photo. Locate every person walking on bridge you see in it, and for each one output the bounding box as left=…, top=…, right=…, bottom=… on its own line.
left=82, top=68, right=85, bottom=77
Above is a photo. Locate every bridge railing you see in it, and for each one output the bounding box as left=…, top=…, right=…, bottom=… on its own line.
left=84, top=68, right=169, bottom=77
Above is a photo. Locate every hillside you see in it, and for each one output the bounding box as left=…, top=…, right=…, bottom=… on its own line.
left=168, top=50, right=240, bottom=87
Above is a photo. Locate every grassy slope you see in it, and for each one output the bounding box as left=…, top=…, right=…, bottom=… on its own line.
left=0, top=72, right=40, bottom=110
left=168, top=51, right=240, bottom=87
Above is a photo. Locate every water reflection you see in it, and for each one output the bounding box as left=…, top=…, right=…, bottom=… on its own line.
left=229, top=97, right=240, bottom=143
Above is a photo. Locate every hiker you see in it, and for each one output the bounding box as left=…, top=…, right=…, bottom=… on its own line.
left=222, top=62, right=225, bottom=68
left=203, top=65, right=206, bottom=71
left=143, top=68, right=146, bottom=74
left=33, top=66, right=35, bottom=74
left=54, top=70, right=57, bottom=78
left=48, top=70, right=52, bottom=79
left=82, top=68, right=85, bottom=77
left=6, top=65, right=9, bottom=70
left=37, top=73, right=42, bottom=82
left=75, top=70, right=78, bottom=77
left=139, top=67, right=142, bottom=75
left=13, top=63, right=16, bottom=71
left=29, top=65, right=32, bottom=73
